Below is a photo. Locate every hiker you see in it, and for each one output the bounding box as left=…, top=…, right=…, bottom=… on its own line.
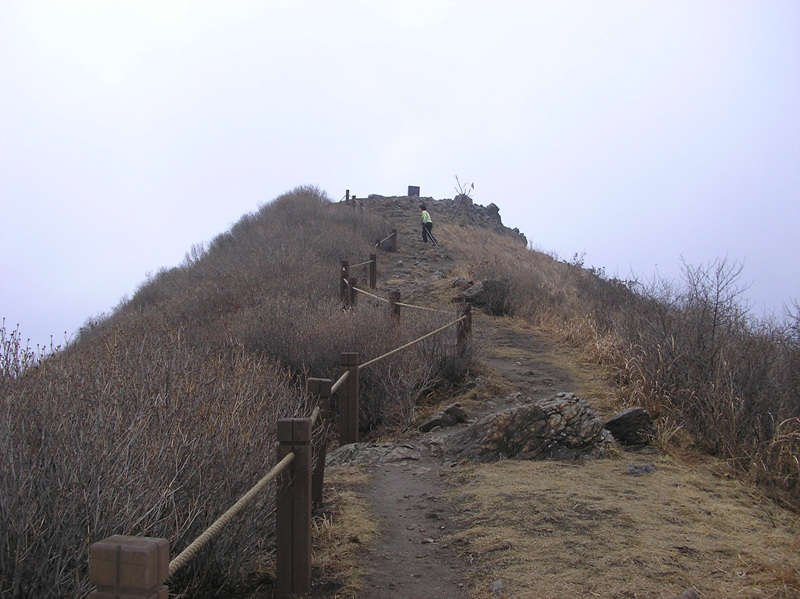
left=420, top=204, right=438, bottom=245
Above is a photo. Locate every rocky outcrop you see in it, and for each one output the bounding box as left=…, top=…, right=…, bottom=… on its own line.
left=603, top=407, right=655, bottom=445
left=453, top=277, right=512, bottom=315
left=362, top=193, right=527, bottom=246
left=445, top=392, right=614, bottom=462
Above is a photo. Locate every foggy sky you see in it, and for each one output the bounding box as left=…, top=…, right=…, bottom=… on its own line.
left=1, top=0, right=799, bottom=350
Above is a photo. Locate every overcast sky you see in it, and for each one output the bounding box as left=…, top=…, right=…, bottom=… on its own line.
left=1, top=0, right=798, bottom=350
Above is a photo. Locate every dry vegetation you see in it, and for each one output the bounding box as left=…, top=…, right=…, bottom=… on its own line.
left=442, top=224, right=800, bottom=511
left=1, top=190, right=798, bottom=598
left=0, top=188, right=473, bottom=598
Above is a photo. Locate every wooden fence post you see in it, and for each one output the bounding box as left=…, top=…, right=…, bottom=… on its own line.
left=369, top=253, right=377, bottom=290
left=348, top=277, right=358, bottom=307
left=457, top=303, right=472, bottom=355
left=340, top=260, right=350, bottom=306
left=89, top=535, right=169, bottom=599
left=339, top=353, right=360, bottom=446
left=276, top=418, right=312, bottom=599
left=307, top=378, right=332, bottom=514
left=390, top=229, right=397, bottom=252
left=388, top=291, right=401, bottom=320
left=346, top=189, right=350, bottom=205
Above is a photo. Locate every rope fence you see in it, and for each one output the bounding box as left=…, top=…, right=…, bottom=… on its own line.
left=168, top=451, right=296, bottom=577
left=87, top=193, right=474, bottom=599
left=350, top=259, right=373, bottom=268
left=346, top=280, right=452, bottom=315
left=331, top=369, right=349, bottom=394
left=359, top=315, right=467, bottom=370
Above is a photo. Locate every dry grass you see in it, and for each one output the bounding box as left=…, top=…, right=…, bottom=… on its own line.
left=0, top=188, right=475, bottom=598
left=311, top=466, right=379, bottom=597
left=446, top=458, right=799, bottom=599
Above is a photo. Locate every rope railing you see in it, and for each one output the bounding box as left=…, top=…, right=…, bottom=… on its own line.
left=374, top=231, right=395, bottom=248
left=395, top=301, right=451, bottom=314
left=168, top=451, right=296, bottom=577
left=310, top=405, right=321, bottom=426
left=349, top=259, right=373, bottom=268
left=330, top=369, right=349, bottom=394
left=359, top=315, right=467, bottom=370
left=350, top=285, right=388, bottom=303
left=346, top=280, right=452, bottom=315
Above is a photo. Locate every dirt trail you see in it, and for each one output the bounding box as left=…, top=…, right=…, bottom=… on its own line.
left=351, top=314, right=574, bottom=599
left=341, top=206, right=577, bottom=598
left=333, top=198, right=799, bottom=599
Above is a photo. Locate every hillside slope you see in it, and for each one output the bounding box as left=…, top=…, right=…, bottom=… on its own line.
left=318, top=195, right=799, bottom=599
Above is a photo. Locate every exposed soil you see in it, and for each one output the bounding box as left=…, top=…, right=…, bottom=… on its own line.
left=324, top=198, right=799, bottom=599
left=348, top=314, right=576, bottom=599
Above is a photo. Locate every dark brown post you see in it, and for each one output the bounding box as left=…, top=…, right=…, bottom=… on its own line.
left=390, top=229, right=397, bottom=252
left=276, top=418, right=312, bottom=599
left=89, top=535, right=169, bottom=599
left=369, top=254, right=377, bottom=289
left=339, top=353, right=360, bottom=445
left=340, top=260, right=350, bottom=305
left=307, top=378, right=332, bottom=514
left=388, top=291, right=401, bottom=320
left=457, top=303, right=473, bottom=355
left=345, top=189, right=350, bottom=205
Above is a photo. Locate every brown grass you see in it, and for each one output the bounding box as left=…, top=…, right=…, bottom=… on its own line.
left=0, top=188, right=475, bottom=598
left=446, top=458, right=799, bottom=599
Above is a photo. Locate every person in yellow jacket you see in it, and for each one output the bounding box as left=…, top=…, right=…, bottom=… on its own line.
left=420, top=204, right=438, bottom=246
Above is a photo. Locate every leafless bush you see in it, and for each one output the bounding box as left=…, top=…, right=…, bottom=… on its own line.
left=443, top=225, right=799, bottom=507
left=1, top=186, right=475, bottom=597
left=615, top=258, right=799, bottom=506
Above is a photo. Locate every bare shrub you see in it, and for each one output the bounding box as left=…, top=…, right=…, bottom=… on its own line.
left=614, top=258, right=800, bottom=506
left=444, top=225, right=799, bottom=506
left=1, top=186, right=475, bottom=597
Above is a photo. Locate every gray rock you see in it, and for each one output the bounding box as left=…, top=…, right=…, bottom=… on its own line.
left=603, top=407, right=655, bottom=445
left=419, top=403, right=468, bottom=432
left=489, top=579, right=505, bottom=596
left=445, top=392, right=614, bottom=462
left=625, top=463, right=657, bottom=475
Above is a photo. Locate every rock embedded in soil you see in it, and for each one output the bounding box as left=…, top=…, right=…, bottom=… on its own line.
left=419, top=403, right=469, bottom=433
left=445, top=392, right=615, bottom=462
left=603, top=407, right=655, bottom=445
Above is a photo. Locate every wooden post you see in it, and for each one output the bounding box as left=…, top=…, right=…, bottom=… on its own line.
left=276, top=418, right=312, bottom=599
left=390, top=229, right=397, bottom=252
left=339, top=353, right=360, bottom=445
left=345, top=189, right=350, bottom=205
left=340, top=260, right=350, bottom=305
left=89, top=535, right=169, bottom=599
left=307, top=378, right=332, bottom=514
left=388, top=291, right=401, bottom=320
left=369, top=254, right=377, bottom=290
left=457, top=303, right=473, bottom=356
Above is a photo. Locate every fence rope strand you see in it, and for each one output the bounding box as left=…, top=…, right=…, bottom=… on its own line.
left=310, top=405, right=321, bottom=426
left=331, top=370, right=349, bottom=394
left=374, top=231, right=394, bottom=247
left=351, top=286, right=388, bottom=303
left=359, top=315, right=467, bottom=370
left=349, top=259, right=373, bottom=268
left=395, top=301, right=451, bottom=314
left=168, top=451, right=296, bottom=577
left=347, top=282, right=451, bottom=314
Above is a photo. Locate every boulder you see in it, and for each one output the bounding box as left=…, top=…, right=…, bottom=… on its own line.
left=419, top=403, right=468, bottom=432
left=603, top=407, right=655, bottom=445
left=445, top=392, right=614, bottom=462
left=453, top=277, right=512, bottom=315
